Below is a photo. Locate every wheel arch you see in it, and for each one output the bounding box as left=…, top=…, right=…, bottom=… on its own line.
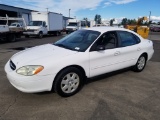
left=141, top=52, right=148, bottom=61
left=51, top=65, right=87, bottom=90
left=39, top=31, right=43, bottom=34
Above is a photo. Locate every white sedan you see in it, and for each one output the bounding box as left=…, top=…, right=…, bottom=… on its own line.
left=5, top=27, right=154, bottom=97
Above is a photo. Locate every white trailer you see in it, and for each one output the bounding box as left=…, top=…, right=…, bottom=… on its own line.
left=89, top=20, right=96, bottom=27
left=0, top=15, right=26, bottom=42
left=23, top=12, right=63, bottom=38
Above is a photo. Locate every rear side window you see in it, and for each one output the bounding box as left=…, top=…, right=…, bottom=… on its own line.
left=118, top=31, right=140, bottom=47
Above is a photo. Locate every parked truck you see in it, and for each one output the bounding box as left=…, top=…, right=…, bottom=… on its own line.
left=66, top=19, right=81, bottom=34
left=23, top=12, right=63, bottom=38
left=0, top=15, right=26, bottom=42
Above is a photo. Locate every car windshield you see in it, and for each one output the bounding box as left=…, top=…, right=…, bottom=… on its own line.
left=67, top=23, right=77, bottom=26
left=10, top=23, right=17, bottom=26
left=54, top=30, right=100, bottom=52
left=28, top=21, right=42, bottom=26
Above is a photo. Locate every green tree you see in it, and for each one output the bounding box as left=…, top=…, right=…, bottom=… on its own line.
left=110, top=19, right=115, bottom=26
left=132, top=19, right=137, bottom=25
left=121, top=18, right=128, bottom=25
left=83, top=17, right=89, bottom=26
left=94, top=14, right=101, bottom=24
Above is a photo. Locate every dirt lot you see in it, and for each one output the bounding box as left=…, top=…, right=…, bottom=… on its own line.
left=0, top=33, right=160, bottom=120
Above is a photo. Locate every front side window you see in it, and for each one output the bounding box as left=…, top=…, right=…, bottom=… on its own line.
left=54, top=30, right=100, bottom=52
left=10, top=23, right=17, bottom=26
left=90, top=31, right=118, bottom=51
left=118, top=31, right=140, bottom=47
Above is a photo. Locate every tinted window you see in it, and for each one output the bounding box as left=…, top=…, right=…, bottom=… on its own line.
left=91, top=31, right=118, bottom=50
left=118, top=31, right=140, bottom=47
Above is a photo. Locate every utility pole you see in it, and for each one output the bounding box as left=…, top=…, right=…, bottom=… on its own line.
left=46, top=8, right=48, bottom=12
left=149, top=11, right=151, bottom=25
left=69, top=9, right=71, bottom=18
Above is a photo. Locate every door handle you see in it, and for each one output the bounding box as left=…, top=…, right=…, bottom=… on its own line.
left=114, top=51, right=120, bottom=56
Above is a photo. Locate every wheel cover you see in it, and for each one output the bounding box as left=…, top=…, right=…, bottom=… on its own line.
left=61, top=72, right=80, bottom=94
left=137, top=56, right=145, bottom=70
left=39, top=33, right=43, bottom=38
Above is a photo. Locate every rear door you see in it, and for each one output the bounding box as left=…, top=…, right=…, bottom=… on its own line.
left=117, top=31, right=142, bottom=67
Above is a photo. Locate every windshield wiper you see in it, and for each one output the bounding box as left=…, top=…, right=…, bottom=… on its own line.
left=53, top=43, right=74, bottom=51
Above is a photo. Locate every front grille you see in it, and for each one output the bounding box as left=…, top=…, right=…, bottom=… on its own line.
left=67, top=28, right=73, bottom=31
left=27, top=29, right=35, bottom=32
left=10, top=60, right=16, bottom=70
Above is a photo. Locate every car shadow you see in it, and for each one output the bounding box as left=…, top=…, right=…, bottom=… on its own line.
left=34, top=67, right=132, bottom=96
left=34, top=91, right=55, bottom=95
left=85, top=67, right=132, bottom=84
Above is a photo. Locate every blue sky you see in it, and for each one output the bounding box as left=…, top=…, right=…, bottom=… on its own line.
left=0, top=0, right=160, bottom=21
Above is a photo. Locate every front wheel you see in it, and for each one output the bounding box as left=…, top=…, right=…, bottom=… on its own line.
left=25, top=35, right=29, bottom=38
left=133, top=55, right=147, bottom=72
left=53, top=67, right=84, bottom=97
left=38, top=32, right=43, bottom=39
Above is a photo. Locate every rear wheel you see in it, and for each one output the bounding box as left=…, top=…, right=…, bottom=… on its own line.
left=7, top=34, right=16, bottom=42
left=55, top=31, right=61, bottom=36
left=133, top=54, right=147, bottom=72
left=53, top=67, right=84, bottom=97
left=25, top=35, right=29, bottom=38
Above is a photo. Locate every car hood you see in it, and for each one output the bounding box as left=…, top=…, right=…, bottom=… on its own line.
left=11, top=44, right=77, bottom=67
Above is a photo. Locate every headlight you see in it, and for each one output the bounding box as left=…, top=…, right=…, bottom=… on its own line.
left=16, top=65, right=44, bottom=76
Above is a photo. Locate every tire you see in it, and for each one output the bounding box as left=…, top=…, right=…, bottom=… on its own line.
left=55, top=31, right=61, bottom=36
left=133, top=54, right=147, bottom=72
left=56, top=32, right=59, bottom=36
left=7, top=34, right=16, bottom=42
left=38, top=32, right=43, bottom=39
left=53, top=67, right=84, bottom=97
left=66, top=31, right=69, bottom=34
left=25, top=35, right=29, bottom=38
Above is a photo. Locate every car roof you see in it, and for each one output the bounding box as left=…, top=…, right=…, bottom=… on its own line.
left=83, top=26, right=131, bottom=33
left=83, top=26, right=144, bottom=40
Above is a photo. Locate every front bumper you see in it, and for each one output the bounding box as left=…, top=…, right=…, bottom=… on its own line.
left=66, top=29, right=77, bottom=33
left=23, top=31, right=39, bottom=35
left=5, top=61, right=56, bottom=93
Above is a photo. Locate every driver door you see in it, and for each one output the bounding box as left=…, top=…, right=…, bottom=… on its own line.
left=89, top=31, right=122, bottom=77
left=42, top=21, right=48, bottom=34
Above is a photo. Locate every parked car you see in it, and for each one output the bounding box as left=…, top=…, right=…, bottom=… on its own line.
left=150, top=26, right=160, bottom=32
left=153, top=27, right=160, bottom=32
left=9, top=22, right=22, bottom=28
left=5, top=27, right=154, bottom=97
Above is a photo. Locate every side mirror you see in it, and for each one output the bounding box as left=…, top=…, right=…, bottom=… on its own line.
left=96, top=45, right=105, bottom=51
